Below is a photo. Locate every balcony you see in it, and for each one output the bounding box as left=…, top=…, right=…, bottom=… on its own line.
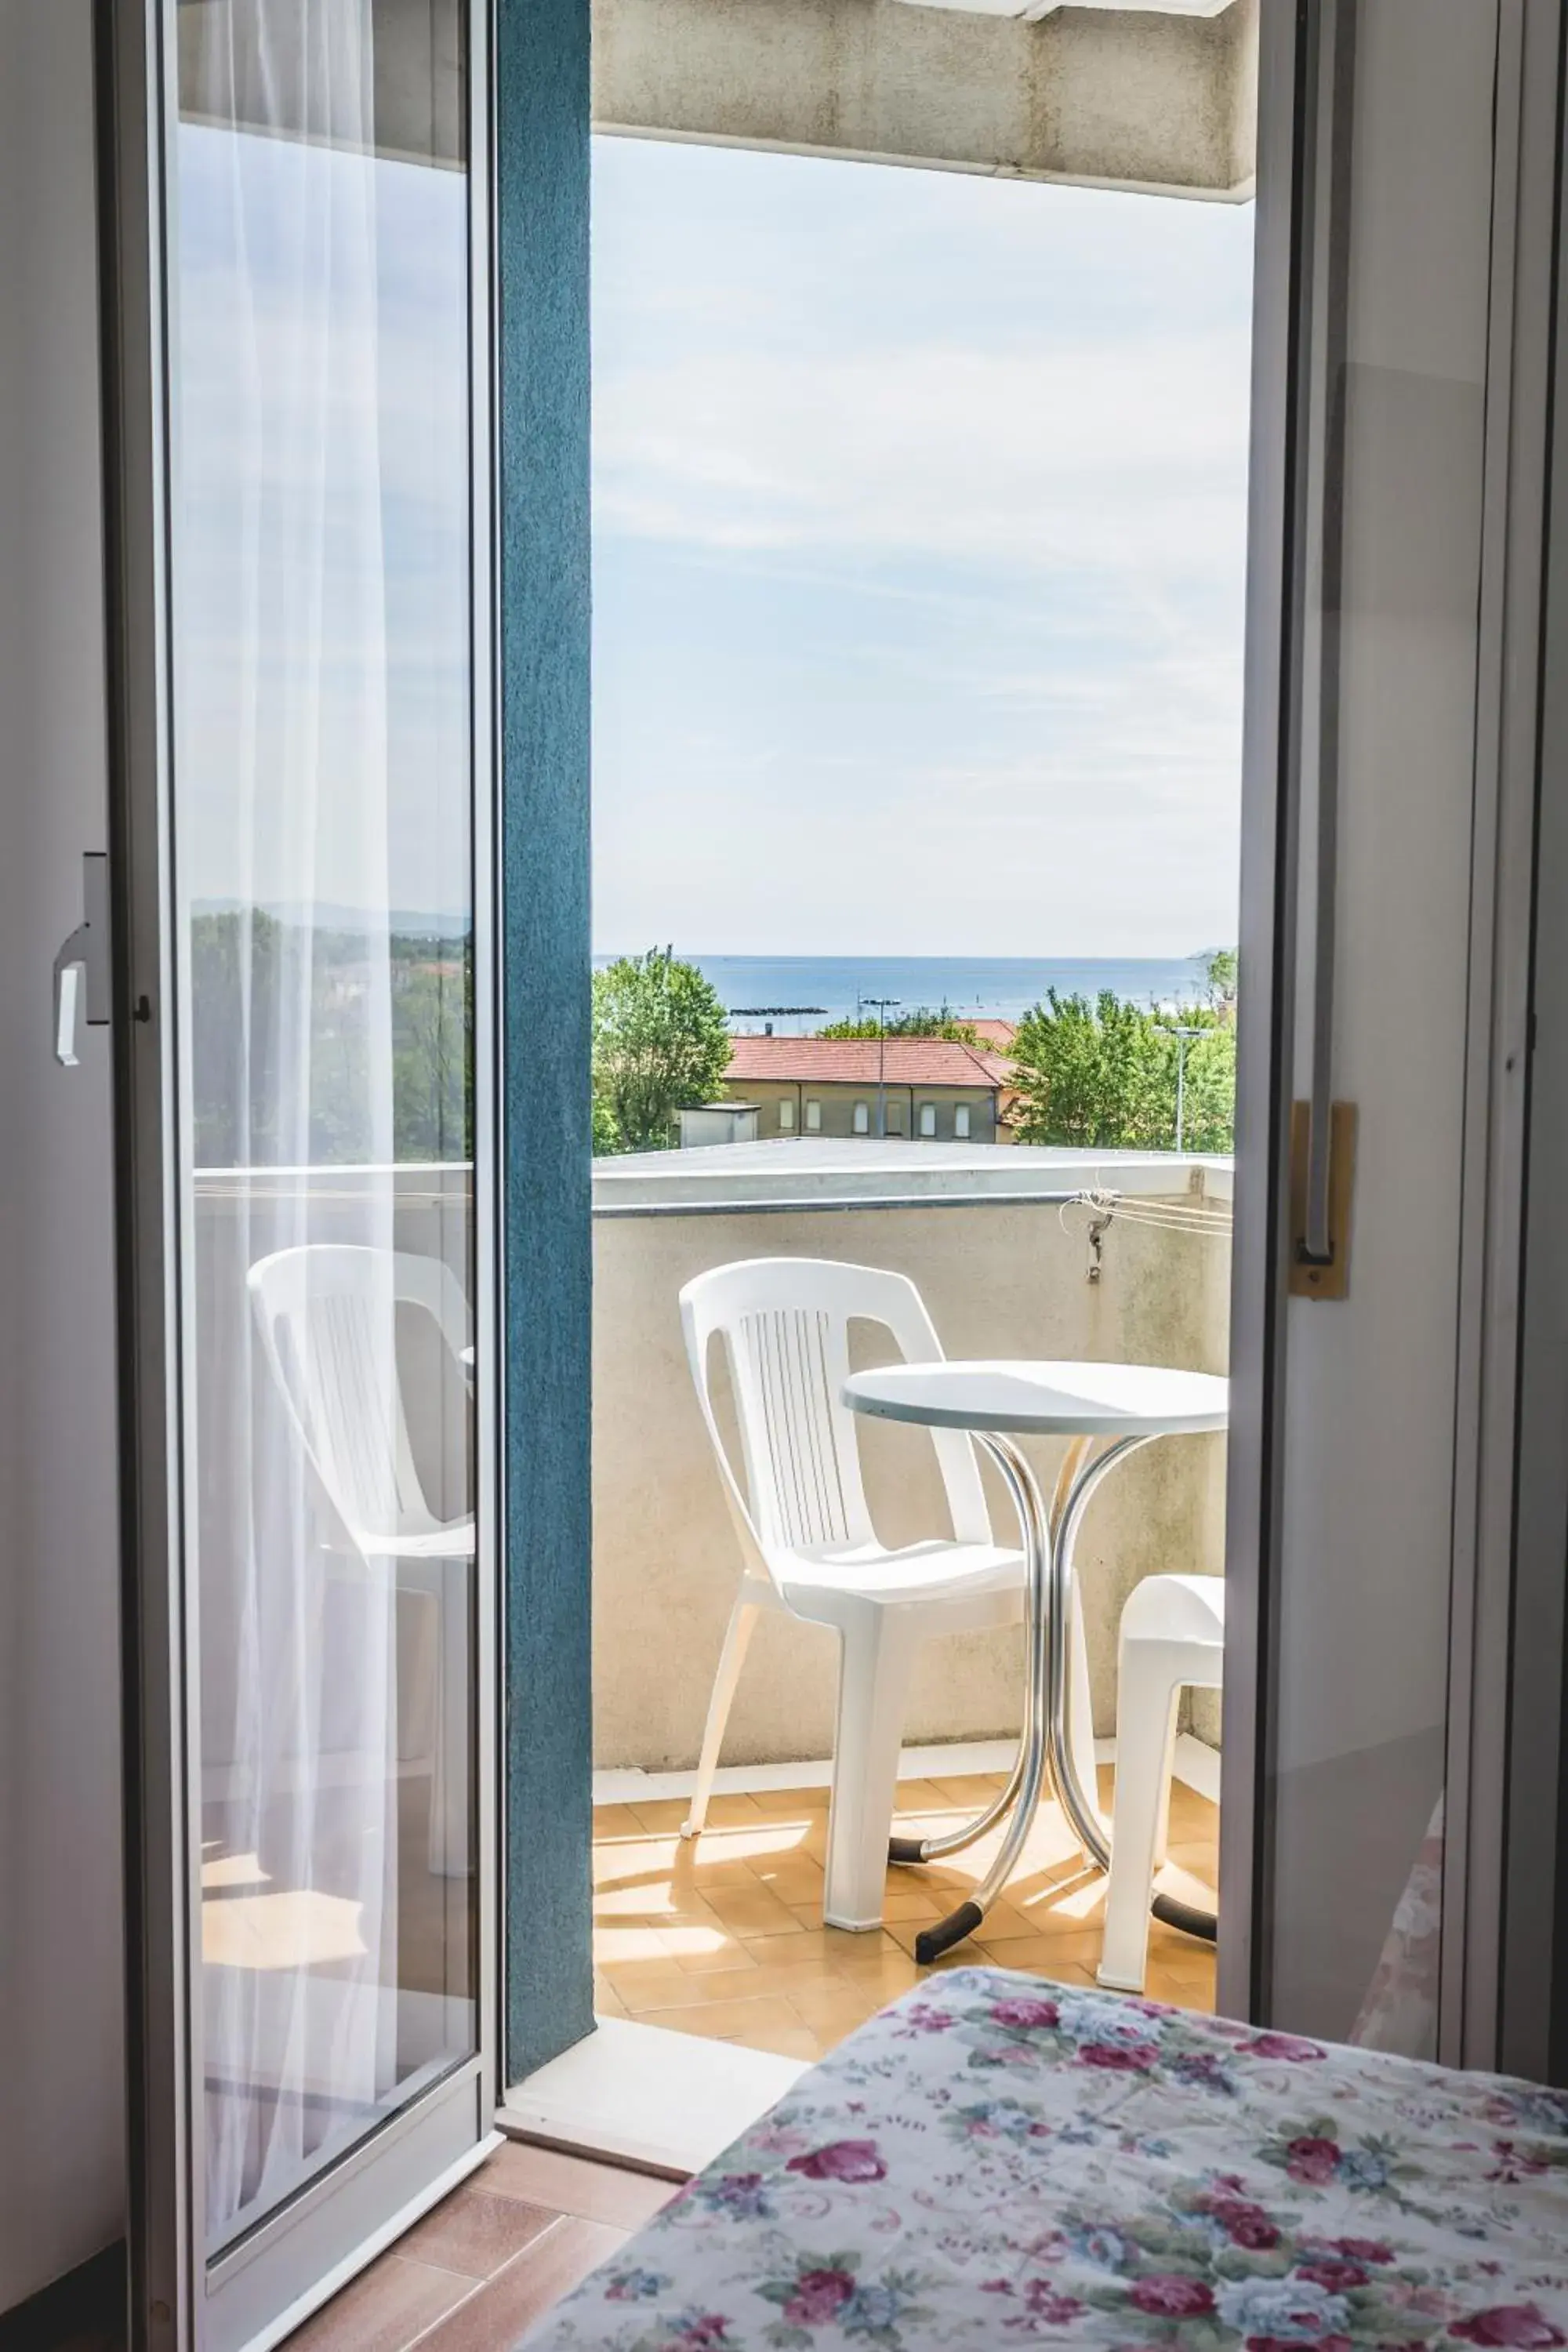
left=590, top=1137, right=1229, bottom=2059
left=187, top=1139, right=1227, bottom=2079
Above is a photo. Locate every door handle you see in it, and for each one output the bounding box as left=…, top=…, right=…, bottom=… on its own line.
left=53, top=852, right=110, bottom=1068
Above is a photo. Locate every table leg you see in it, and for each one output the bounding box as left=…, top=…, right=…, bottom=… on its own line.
left=909, top=1429, right=1220, bottom=1965
left=888, top=1436, right=1094, bottom=1876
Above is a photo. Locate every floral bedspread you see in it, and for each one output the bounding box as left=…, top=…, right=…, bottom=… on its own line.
left=520, top=1969, right=1568, bottom=2352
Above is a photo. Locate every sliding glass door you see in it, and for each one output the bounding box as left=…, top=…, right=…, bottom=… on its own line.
left=107, top=3, right=498, bottom=2344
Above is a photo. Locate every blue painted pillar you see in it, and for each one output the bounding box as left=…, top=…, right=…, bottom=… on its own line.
left=496, top=0, right=594, bottom=2082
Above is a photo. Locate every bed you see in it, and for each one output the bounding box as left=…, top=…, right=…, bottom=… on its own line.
left=521, top=1969, right=1568, bottom=2352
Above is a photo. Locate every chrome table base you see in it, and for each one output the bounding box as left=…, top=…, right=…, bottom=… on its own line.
left=887, top=1431, right=1216, bottom=1965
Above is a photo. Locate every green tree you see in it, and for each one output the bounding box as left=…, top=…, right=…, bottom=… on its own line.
left=591, top=1093, right=622, bottom=1156
left=1202, top=947, right=1239, bottom=1017
left=1007, top=986, right=1236, bottom=1152
left=1008, top=990, right=1175, bottom=1148
left=1167, top=1015, right=1236, bottom=1152
left=391, top=938, right=472, bottom=1162
left=591, top=948, right=733, bottom=1154
left=818, top=1004, right=981, bottom=1044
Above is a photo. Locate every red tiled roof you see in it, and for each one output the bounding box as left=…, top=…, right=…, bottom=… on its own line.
left=725, top=1035, right=1004, bottom=1090
left=967, top=1018, right=1018, bottom=1050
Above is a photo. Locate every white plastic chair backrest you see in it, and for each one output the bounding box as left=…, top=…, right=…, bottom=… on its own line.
left=247, top=1243, right=470, bottom=1549
left=680, top=1257, right=992, bottom=1588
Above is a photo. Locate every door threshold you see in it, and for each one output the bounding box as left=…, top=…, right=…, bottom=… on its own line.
left=499, top=2014, right=807, bottom=2179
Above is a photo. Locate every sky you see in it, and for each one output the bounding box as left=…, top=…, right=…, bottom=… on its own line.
left=175, top=122, right=1254, bottom=960
left=593, top=136, right=1255, bottom=960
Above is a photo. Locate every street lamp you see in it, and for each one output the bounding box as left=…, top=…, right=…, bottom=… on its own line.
left=862, top=997, right=901, bottom=1138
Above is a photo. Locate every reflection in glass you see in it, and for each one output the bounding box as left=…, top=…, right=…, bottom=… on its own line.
left=171, top=0, right=475, bottom=2248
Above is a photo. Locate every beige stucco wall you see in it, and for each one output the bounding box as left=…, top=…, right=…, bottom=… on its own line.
left=593, top=1175, right=1230, bottom=1768
left=725, top=1076, right=1001, bottom=1145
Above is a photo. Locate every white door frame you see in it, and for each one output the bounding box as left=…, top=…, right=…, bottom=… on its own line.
left=1222, top=0, right=1568, bottom=2068
left=99, top=3, right=504, bottom=2344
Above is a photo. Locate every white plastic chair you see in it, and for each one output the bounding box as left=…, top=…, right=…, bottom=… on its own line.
left=679, top=1257, right=1030, bottom=1932
left=246, top=1243, right=474, bottom=1878
left=1096, top=1573, right=1225, bottom=1992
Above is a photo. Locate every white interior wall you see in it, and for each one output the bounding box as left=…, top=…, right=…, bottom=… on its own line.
left=0, top=0, right=127, bottom=2313
left=1267, top=0, right=1497, bottom=2039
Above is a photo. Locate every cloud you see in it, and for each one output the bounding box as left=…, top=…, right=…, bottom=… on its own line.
left=590, top=138, right=1254, bottom=959
left=596, top=336, right=1250, bottom=596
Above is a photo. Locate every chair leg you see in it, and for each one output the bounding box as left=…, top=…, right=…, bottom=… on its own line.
left=1066, top=1562, right=1101, bottom=1830
left=681, top=1596, right=760, bottom=1840
left=823, top=1609, right=919, bottom=1933
left=1097, top=1648, right=1182, bottom=1994
left=1152, top=1704, right=1179, bottom=1870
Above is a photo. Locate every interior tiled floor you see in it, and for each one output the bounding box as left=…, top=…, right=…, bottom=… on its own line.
left=46, top=2146, right=678, bottom=2352
left=593, top=1765, right=1219, bottom=2058
left=46, top=1772, right=1214, bottom=2352
left=279, top=2145, right=677, bottom=2352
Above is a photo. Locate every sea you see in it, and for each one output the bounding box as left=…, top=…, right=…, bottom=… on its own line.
left=593, top=953, right=1216, bottom=1031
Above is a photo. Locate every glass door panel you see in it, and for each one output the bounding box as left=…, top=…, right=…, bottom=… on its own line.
left=128, top=0, right=493, bottom=2334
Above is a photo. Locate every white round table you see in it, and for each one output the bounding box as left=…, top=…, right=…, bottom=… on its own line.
left=841, top=1359, right=1229, bottom=1962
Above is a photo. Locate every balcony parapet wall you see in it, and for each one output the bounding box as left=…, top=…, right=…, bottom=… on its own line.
left=592, top=1143, right=1231, bottom=1768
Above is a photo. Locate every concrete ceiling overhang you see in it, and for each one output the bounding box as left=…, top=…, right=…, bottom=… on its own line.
left=593, top=0, right=1258, bottom=201
left=176, top=0, right=1256, bottom=203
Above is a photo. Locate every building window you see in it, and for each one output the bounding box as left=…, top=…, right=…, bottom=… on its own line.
left=954, top=1105, right=971, bottom=1140
left=779, top=1098, right=796, bottom=1131
left=886, top=1101, right=905, bottom=1134
left=805, top=1099, right=822, bottom=1132
left=853, top=1101, right=869, bottom=1134
left=919, top=1103, right=938, bottom=1138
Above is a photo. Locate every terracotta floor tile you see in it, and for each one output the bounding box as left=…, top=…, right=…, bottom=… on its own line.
left=481, top=2143, right=679, bottom=2229
left=630, top=1794, right=761, bottom=1835
left=609, top=1962, right=772, bottom=2015
left=590, top=1777, right=1221, bottom=2064
left=667, top=1935, right=762, bottom=1977
left=818, top=1954, right=924, bottom=2002
left=725, top=1952, right=860, bottom=1998
left=742, top=1924, right=899, bottom=1965
left=282, top=2253, right=474, bottom=2352
left=974, top=1922, right=1106, bottom=1969
left=884, top=1911, right=1009, bottom=1960
left=926, top=1772, right=1008, bottom=1808
left=747, top=1785, right=830, bottom=1816
left=641, top=1991, right=807, bottom=2040
left=728, top=2021, right=825, bottom=2060
left=702, top=1886, right=808, bottom=1938
left=410, top=2220, right=625, bottom=2352
left=396, top=2186, right=559, bottom=2282
left=889, top=1777, right=956, bottom=1811
left=591, top=1876, right=721, bottom=1918
left=876, top=1887, right=945, bottom=1923
left=684, top=1817, right=819, bottom=1860
left=964, top=1939, right=1099, bottom=1983
left=669, top=1850, right=761, bottom=1889
left=622, top=1798, right=696, bottom=1835
left=745, top=1858, right=826, bottom=1903
left=591, top=1846, right=681, bottom=1892
left=591, top=1922, right=673, bottom=1968
left=590, top=1805, right=645, bottom=1839
left=785, top=1980, right=884, bottom=2033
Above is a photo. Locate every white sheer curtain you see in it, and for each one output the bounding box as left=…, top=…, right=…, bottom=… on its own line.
left=178, top=0, right=403, bottom=2243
